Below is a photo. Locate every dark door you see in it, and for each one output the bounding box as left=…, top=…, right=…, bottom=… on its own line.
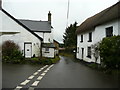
left=81, top=48, right=84, bottom=59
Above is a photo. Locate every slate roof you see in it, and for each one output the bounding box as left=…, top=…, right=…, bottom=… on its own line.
left=18, top=20, right=51, bottom=32
left=76, top=1, right=120, bottom=34
left=1, top=9, right=43, bottom=41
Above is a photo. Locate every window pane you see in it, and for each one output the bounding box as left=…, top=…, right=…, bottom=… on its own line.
left=88, top=47, right=91, bottom=58
left=81, top=35, right=83, bottom=42
left=106, top=26, right=113, bottom=37
left=45, top=48, right=49, bottom=52
left=88, top=32, right=92, bottom=42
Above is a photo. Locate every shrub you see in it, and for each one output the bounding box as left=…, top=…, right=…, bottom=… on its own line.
left=2, top=40, right=24, bottom=63
left=51, top=56, right=60, bottom=64
left=99, top=36, right=120, bottom=69
left=40, top=57, right=52, bottom=65
left=29, top=57, right=41, bottom=64
left=40, top=56, right=60, bottom=65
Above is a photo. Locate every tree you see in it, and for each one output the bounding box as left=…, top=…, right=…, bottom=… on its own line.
left=63, top=22, right=77, bottom=50
left=99, top=36, right=120, bottom=69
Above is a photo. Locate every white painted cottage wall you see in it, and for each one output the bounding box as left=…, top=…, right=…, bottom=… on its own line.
left=42, top=48, right=54, bottom=58
left=0, top=11, right=42, bottom=57
left=35, top=30, right=55, bottom=58
left=93, top=19, right=119, bottom=44
left=77, top=19, right=120, bottom=64
left=35, top=31, right=53, bottom=43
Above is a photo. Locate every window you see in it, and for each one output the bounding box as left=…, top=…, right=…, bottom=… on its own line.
left=88, top=32, right=92, bottom=42
left=87, top=47, right=91, bottom=58
left=45, top=48, right=49, bottom=53
left=80, top=35, right=83, bottom=42
left=106, top=26, right=113, bottom=37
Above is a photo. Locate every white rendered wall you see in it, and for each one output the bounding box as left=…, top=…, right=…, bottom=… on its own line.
left=77, top=19, right=120, bottom=64
left=0, top=11, right=42, bottom=57
left=35, top=30, right=53, bottom=43
left=93, top=19, right=119, bottom=44
left=42, top=48, right=54, bottom=58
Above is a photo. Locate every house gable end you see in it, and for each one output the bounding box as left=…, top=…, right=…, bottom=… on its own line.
left=1, top=9, right=43, bottom=41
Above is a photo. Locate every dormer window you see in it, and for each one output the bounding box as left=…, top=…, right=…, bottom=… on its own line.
left=88, top=32, right=92, bottom=42
left=106, top=26, right=113, bottom=37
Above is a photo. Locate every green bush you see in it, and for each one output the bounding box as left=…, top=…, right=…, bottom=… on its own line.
left=50, top=56, right=60, bottom=64
left=99, top=36, right=120, bottom=69
left=40, top=57, right=52, bottom=65
left=2, top=40, right=24, bottom=63
left=40, top=56, right=60, bottom=65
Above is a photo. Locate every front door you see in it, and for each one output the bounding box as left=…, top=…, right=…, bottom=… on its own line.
left=24, top=43, right=32, bottom=58
left=81, top=48, right=84, bottom=59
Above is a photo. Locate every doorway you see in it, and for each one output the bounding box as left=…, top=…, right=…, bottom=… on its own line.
left=24, top=43, right=32, bottom=58
left=81, top=48, right=84, bottom=59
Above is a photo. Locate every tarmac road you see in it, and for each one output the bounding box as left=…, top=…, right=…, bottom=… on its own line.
left=2, top=56, right=119, bottom=89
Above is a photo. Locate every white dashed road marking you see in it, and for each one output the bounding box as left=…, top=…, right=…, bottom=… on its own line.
left=15, top=64, right=54, bottom=89
left=28, top=75, right=34, bottom=80
left=37, top=70, right=41, bottom=72
left=31, top=81, right=40, bottom=86
left=20, top=80, right=30, bottom=85
left=37, top=76, right=43, bottom=80
left=33, top=72, right=39, bottom=75
left=40, top=68, right=44, bottom=70
left=44, top=70, right=48, bottom=73
left=41, top=72, right=46, bottom=76
left=16, top=86, right=22, bottom=89
left=28, top=87, right=34, bottom=90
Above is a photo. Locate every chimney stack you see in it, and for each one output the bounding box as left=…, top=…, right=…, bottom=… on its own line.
left=48, top=11, right=51, bottom=23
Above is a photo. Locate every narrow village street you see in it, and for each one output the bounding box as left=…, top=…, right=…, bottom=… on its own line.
left=3, top=56, right=119, bottom=89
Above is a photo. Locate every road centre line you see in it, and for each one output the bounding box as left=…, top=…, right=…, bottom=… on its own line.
left=15, top=86, right=22, bottom=89
left=44, top=70, right=48, bottom=73
left=20, top=80, right=30, bottom=85
left=37, top=76, right=43, bottom=80
left=28, top=87, right=34, bottom=90
left=15, top=64, right=54, bottom=89
left=31, top=81, right=40, bottom=86
left=33, top=72, right=39, bottom=75
left=30, top=64, right=54, bottom=87
left=28, top=75, right=34, bottom=80
left=41, top=72, right=46, bottom=76
left=37, top=69, right=41, bottom=72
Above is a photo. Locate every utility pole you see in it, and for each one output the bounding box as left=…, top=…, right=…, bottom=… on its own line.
left=66, top=0, right=70, bottom=28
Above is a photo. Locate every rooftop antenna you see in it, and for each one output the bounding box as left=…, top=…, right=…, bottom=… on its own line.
left=66, top=0, right=70, bottom=28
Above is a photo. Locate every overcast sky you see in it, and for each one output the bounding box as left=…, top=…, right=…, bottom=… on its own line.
left=2, top=0, right=119, bottom=43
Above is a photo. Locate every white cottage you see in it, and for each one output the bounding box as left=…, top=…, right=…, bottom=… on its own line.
left=0, top=9, right=43, bottom=58
left=76, top=1, right=120, bottom=64
left=18, top=11, right=55, bottom=58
